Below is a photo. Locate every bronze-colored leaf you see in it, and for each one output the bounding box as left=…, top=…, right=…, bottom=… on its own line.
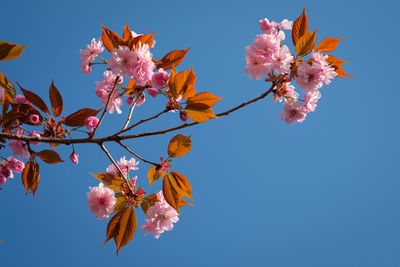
left=64, top=108, right=101, bottom=127
left=156, top=47, right=191, bottom=70
left=186, top=92, right=222, bottom=108
left=169, top=171, right=193, bottom=201
left=295, top=29, right=318, bottom=57
left=0, top=40, right=27, bottom=61
left=168, top=134, right=192, bottom=158
left=37, top=150, right=64, bottom=164
left=314, top=37, right=344, bottom=53
left=113, top=193, right=128, bottom=214
left=169, top=67, right=196, bottom=99
left=17, top=82, right=50, bottom=115
left=163, top=175, right=181, bottom=214
left=0, top=72, right=16, bottom=100
left=147, top=165, right=163, bottom=186
left=49, top=81, right=63, bottom=117
left=101, top=24, right=124, bottom=52
left=326, top=55, right=353, bottom=78
left=21, top=156, right=40, bottom=196
left=132, top=33, right=156, bottom=49
left=185, top=104, right=218, bottom=123
left=141, top=193, right=159, bottom=216
left=292, top=8, right=309, bottom=46
left=103, top=207, right=137, bottom=256
left=122, top=23, right=133, bottom=42
left=91, top=172, right=125, bottom=192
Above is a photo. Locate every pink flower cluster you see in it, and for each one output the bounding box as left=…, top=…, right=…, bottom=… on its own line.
left=84, top=116, right=99, bottom=131
left=108, top=44, right=155, bottom=86
left=244, top=19, right=294, bottom=79
left=80, top=38, right=104, bottom=74
left=8, top=128, right=29, bottom=159
left=95, top=71, right=124, bottom=114
left=139, top=191, right=179, bottom=239
left=0, top=157, right=25, bottom=185
left=87, top=183, right=116, bottom=220
left=106, top=156, right=139, bottom=177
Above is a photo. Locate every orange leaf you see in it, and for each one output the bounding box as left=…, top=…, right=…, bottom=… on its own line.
left=314, top=37, right=344, bottom=53
left=17, top=82, right=50, bottom=115
left=169, top=67, right=196, bottom=99
left=113, top=193, right=128, bottom=214
left=49, top=81, right=63, bottom=117
left=292, top=8, right=309, bottom=46
left=335, top=66, right=354, bottom=78
left=122, top=23, right=133, bottom=42
left=162, top=176, right=182, bottom=214
left=186, top=92, right=222, bottom=108
left=147, top=166, right=163, bottom=186
left=64, top=108, right=101, bottom=127
left=132, top=33, right=156, bottom=49
left=156, top=47, right=191, bottom=70
left=91, top=172, right=125, bottom=192
left=126, top=79, right=136, bottom=89
left=326, top=55, right=348, bottom=68
left=295, top=29, right=318, bottom=57
left=168, top=134, right=191, bottom=158
left=21, top=157, right=40, bottom=197
left=103, top=207, right=137, bottom=255
left=0, top=72, right=16, bottom=100
left=0, top=40, right=27, bottom=61
left=101, top=24, right=124, bottom=52
left=37, top=150, right=64, bottom=164
left=169, top=171, right=193, bottom=201
left=185, top=104, right=218, bottom=123
left=141, top=193, right=159, bottom=216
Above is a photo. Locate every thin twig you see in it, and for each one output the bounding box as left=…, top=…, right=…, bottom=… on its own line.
left=116, top=140, right=157, bottom=166
left=122, top=103, right=136, bottom=131
left=90, top=77, right=120, bottom=138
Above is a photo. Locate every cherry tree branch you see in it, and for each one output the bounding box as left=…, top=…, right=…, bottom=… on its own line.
left=121, top=103, right=136, bottom=131
left=116, top=140, right=157, bottom=166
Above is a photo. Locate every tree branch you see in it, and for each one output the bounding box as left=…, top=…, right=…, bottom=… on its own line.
left=116, top=140, right=157, bottom=166
left=121, top=103, right=136, bottom=131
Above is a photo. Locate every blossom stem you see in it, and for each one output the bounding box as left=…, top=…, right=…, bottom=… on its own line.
left=116, top=140, right=157, bottom=166
left=121, top=102, right=136, bottom=131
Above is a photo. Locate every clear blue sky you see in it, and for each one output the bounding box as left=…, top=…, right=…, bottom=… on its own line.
left=1, top=0, right=399, bottom=266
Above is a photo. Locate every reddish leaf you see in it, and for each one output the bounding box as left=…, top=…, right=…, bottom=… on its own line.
left=147, top=165, right=163, bottom=186
left=169, top=67, right=196, bottom=99
left=156, top=47, right=191, bottom=70
left=315, top=37, right=344, bottom=53
left=295, top=29, right=318, bottom=57
left=103, top=207, right=137, bottom=255
left=132, top=33, right=156, bottom=49
left=122, top=23, right=133, bottom=42
left=292, top=8, right=309, bottom=46
left=0, top=72, right=16, bottom=100
left=101, top=24, right=124, bottom=52
left=163, top=175, right=182, bottom=214
left=186, top=92, right=222, bottom=108
left=113, top=193, right=128, bottom=214
left=17, top=82, right=50, bottom=115
left=326, top=55, right=353, bottom=78
left=37, top=150, right=64, bottom=164
left=91, top=172, right=125, bottom=192
left=64, top=108, right=101, bottom=127
left=141, top=193, right=159, bottom=216
left=169, top=171, right=193, bottom=201
left=185, top=104, right=218, bottom=123
left=168, top=134, right=192, bottom=158
left=21, top=157, right=40, bottom=197
left=0, top=40, right=27, bottom=61
left=49, top=81, right=63, bottom=117
left=335, top=66, right=354, bottom=78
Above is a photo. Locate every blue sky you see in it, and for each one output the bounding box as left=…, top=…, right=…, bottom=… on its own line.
left=1, top=0, right=399, bottom=266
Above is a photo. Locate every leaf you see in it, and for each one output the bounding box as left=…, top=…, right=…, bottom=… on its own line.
left=295, top=29, right=318, bottom=57
left=156, top=47, right=191, bottom=70
left=326, top=55, right=353, bottom=78
left=292, top=8, right=309, bottom=46
left=147, top=165, right=163, bottom=186
left=113, top=193, right=128, bottom=214
left=162, top=175, right=182, bottom=214
left=64, top=108, right=101, bottom=127
left=126, top=79, right=136, bottom=89
left=0, top=40, right=27, bottom=61
left=314, top=37, right=344, bottom=53
left=185, top=104, right=218, bottom=123
left=0, top=72, right=16, bottom=100
left=103, top=207, right=137, bottom=255
left=334, top=66, right=354, bottom=78
left=169, top=171, right=193, bottom=201
left=141, top=193, right=159, bottom=216
left=91, top=172, right=125, bottom=192
left=132, top=33, right=156, bottom=49
left=101, top=24, right=124, bottom=52
left=122, top=23, right=133, bottom=42
left=49, top=81, right=63, bottom=117
left=168, top=134, right=192, bottom=158
left=169, top=67, right=196, bottom=99
left=37, top=150, right=64, bottom=164
left=186, top=92, right=222, bottom=108
left=21, top=157, right=40, bottom=197
left=17, top=82, right=50, bottom=115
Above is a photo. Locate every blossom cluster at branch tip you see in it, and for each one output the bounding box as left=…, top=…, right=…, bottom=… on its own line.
left=80, top=38, right=104, bottom=74
left=0, top=157, right=25, bottom=185
left=106, top=156, right=139, bottom=177
left=87, top=183, right=116, bottom=220
left=140, top=190, right=179, bottom=239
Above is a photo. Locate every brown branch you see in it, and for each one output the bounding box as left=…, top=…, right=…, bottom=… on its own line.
left=89, top=77, right=120, bottom=138
left=121, top=103, right=136, bottom=131
left=116, top=140, right=157, bottom=166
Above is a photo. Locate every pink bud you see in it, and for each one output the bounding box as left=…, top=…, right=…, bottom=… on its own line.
left=126, top=97, right=135, bottom=105
left=179, top=110, right=189, bottom=122
left=6, top=158, right=25, bottom=173
left=70, top=152, right=79, bottom=164
left=146, top=87, right=159, bottom=98
left=84, top=116, right=99, bottom=131
left=136, top=95, right=145, bottom=107
left=29, top=114, right=40, bottom=124
left=151, top=69, right=169, bottom=89
left=0, top=175, right=7, bottom=185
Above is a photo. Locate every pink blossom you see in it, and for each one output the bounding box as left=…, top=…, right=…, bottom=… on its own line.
left=95, top=71, right=123, bottom=114
left=296, top=62, right=324, bottom=94
left=29, top=114, right=40, bottom=124
left=244, top=45, right=270, bottom=80
left=106, top=156, right=139, bottom=176
left=15, top=95, right=31, bottom=105
left=151, top=69, right=169, bottom=89
left=260, top=18, right=293, bottom=34
left=280, top=100, right=308, bottom=125
left=126, top=97, right=135, bottom=105
left=272, top=45, right=294, bottom=74
left=8, top=141, right=29, bottom=159
left=70, top=152, right=79, bottom=164
left=279, top=19, right=293, bottom=30
left=311, top=52, right=337, bottom=85
left=179, top=110, right=189, bottom=122
left=304, top=90, right=322, bottom=112
left=275, top=83, right=299, bottom=102
left=0, top=88, right=3, bottom=99
left=132, top=56, right=154, bottom=86
left=139, top=191, right=179, bottom=239
left=0, top=175, right=6, bottom=185
left=29, top=131, right=41, bottom=146
left=146, top=88, right=159, bottom=98
left=6, top=157, right=25, bottom=173
left=1, top=165, right=13, bottom=179
left=80, top=38, right=104, bottom=74
left=87, top=183, right=116, bottom=220
left=136, top=94, right=145, bottom=107
left=84, top=116, right=99, bottom=131
left=108, top=46, right=137, bottom=78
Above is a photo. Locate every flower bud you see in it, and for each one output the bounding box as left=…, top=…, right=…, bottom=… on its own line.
left=151, top=69, right=169, bottom=89
left=146, top=87, right=159, bottom=98
left=70, top=152, right=79, bottom=164
left=29, top=114, right=40, bottom=124
left=179, top=110, right=189, bottom=122
left=84, top=116, right=99, bottom=131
